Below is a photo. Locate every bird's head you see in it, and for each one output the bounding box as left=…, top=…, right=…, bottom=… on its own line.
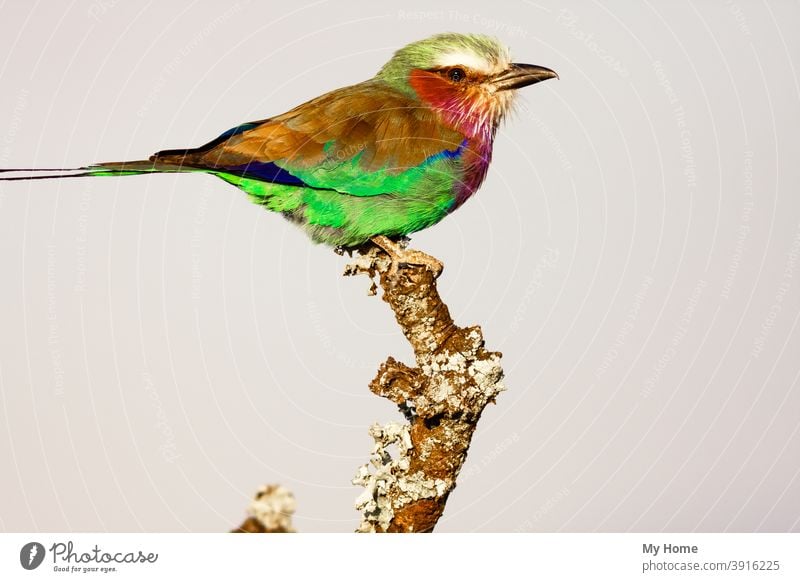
left=377, top=33, right=557, bottom=138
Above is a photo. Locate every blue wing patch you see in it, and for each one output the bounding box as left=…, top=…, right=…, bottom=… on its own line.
left=221, top=161, right=307, bottom=186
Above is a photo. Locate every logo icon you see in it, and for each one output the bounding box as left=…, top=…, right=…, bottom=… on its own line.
left=20, top=542, right=46, bottom=570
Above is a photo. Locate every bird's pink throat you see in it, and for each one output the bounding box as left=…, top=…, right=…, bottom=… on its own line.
left=408, top=69, right=494, bottom=139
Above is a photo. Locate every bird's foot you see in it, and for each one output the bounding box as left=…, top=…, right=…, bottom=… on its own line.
left=370, top=235, right=443, bottom=279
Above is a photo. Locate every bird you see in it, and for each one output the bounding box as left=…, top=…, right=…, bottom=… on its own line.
left=0, top=32, right=557, bottom=274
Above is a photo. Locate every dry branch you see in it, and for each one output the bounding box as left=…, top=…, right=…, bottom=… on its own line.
left=347, top=244, right=505, bottom=533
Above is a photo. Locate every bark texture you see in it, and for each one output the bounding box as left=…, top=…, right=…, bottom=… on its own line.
left=347, top=244, right=505, bottom=533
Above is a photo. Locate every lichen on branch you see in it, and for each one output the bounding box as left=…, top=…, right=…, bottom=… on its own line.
left=231, top=484, right=296, bottom=533
left=347, top=243, right=505, bottom=533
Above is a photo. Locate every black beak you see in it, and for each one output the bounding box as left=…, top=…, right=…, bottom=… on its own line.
left=491, top=63, right=559, bottom=91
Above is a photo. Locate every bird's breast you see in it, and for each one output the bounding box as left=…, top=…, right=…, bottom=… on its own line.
left=451, top=135, right=494, bottom=209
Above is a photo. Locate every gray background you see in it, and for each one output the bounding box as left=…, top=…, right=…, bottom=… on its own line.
left=0, top=0, right=798, bottom=533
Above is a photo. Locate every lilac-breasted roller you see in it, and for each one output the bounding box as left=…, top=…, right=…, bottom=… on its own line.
left=0, top=33, right=557, bottom=271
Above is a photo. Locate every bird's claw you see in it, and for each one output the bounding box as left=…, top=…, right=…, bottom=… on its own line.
left=369, top=235, right=443, bottom=279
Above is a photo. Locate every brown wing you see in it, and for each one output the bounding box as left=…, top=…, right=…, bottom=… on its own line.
left=152, top=80, right=465, bottom=175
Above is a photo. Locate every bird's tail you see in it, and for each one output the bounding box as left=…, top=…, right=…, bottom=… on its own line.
left=0, top=159, right=192, bottom=181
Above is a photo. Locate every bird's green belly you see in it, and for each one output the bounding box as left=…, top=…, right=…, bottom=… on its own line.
left=215, top=173, right=456, bottom=247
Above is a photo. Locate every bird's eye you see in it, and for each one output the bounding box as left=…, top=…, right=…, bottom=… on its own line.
left=448, top=68, right=466, bottom=82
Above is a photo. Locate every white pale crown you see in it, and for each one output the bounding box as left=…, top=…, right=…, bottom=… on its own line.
left=435, top=47, right=511, bottom=76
